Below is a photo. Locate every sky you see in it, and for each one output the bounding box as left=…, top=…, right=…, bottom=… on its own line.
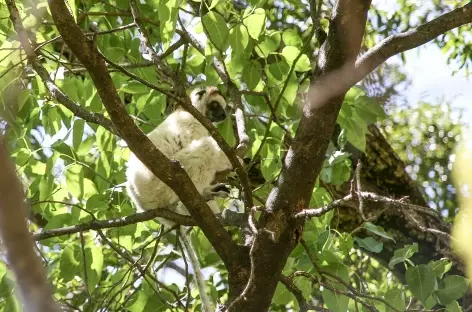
left=373, top=0, right=471, bottom=125
left=395, top=45, right=471, bottom=124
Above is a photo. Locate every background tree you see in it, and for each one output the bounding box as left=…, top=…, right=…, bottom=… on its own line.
left=0, top=0, right=471, bottom=311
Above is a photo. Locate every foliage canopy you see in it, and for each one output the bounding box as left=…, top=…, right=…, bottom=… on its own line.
left=0, top=0, right=471, bottom=311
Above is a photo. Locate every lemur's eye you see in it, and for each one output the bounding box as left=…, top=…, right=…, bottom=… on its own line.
left=208, top=101, right=220, bottom=109
left=196, top=90, right=206, bottom=99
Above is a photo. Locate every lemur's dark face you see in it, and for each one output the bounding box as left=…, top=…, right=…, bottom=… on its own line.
left=194, top=87, right=228, bottom=123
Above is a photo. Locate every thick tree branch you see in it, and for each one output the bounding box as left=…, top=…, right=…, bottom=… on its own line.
left=358, top=2, right=472, bottom=75
left=307, top=2, right=472, bottom=110
left=6, top=0, right=118, bottom=135
left=227, top=1, right=373, bottom=311
left=47, top=0, right=240, bottom=269
left=0, top=135, right=59, bottom=311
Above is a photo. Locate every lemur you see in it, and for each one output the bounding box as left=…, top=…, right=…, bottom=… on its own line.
left=125, top=86, right=233, bottom=312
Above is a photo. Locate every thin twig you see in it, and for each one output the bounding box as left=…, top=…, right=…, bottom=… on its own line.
left=294, top=195, right=353, bottom=220
left=79, top=232, right=93, bottom=306
left=129, top=0, right=174, bottom=79
left=280, top=275, right=329, bottom=312
left=33, top=207, right=245, bottom=241
left=355, top=160, right=366, bottom=220
left=96, top=229, right=188, bottom=310
left=34, top=23, right=136, bottom=52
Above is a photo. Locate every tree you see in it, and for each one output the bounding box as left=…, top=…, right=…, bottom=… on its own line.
left=0, top=0, right=471, bottom=311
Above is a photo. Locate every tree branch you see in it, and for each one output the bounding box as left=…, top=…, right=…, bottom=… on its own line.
left=47, top=0, right=240, bottom=269
left=33, top=209, right=193, bottom=241
left=33, top=208, right=245, bottom=241
left=228, top=1, right=373, bottom=310
left=0, top=64, right=60, bottom=312
left=279, top=275, right=329, bottom=312
left=357, top=2, right=472, bottom=76
left=34, top=23, right=136, bottom=52
left=294, top=195, right=353, bottom=220
left=129, top=0, right=174, bottom=80
left=306, top=2, right=472, bottom=111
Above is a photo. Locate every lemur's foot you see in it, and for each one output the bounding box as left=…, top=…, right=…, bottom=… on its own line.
left=203, top=184, right=231, bottom=201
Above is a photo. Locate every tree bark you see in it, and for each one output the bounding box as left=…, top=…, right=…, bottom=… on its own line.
left=227, top=1, right=373, bottom=310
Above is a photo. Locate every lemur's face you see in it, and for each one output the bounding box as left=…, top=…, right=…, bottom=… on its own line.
left=192, top=87, right=228, bottom=123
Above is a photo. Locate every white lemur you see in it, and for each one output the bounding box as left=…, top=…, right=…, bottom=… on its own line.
left=125, top=86, right=233, bottom=312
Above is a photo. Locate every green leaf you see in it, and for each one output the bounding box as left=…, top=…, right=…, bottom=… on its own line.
left=97, top=126, right=116, bottom=152
left=60, top=244, right=81, bottom=282
left=39, top=174, right=54, bottom=202
left=389, top=243, right=418, bottom=268
left=83, top=178, right=99, bottom=199
left=85, top=244, right=104, bottom=291
left=242, top=62, right=262, bottom=90
left=424, top=295, right=437, bottom=309
left=281, top=46, right=311, bottom=71
left=309, top=186, right=333, bottom=208
left=202, top=12, right=229, bottom=50
left=66, top=164, right=84, bottom=199
left=216, top=117, right=236, bottom=147
left=282, top=29, right=302, bottom=47
left=16, top=88, right=31, bottom=112
left=73, top=119, right=84, bottom=150
left=158, top=0, right=178, bottom=48
left=256, top=31, right=281, bottom=57
left=322, top=263, right=349, bottom=283
left=229, top=24, right=249, bottom=55
left=363, top=222, right=395, bottom=241
left=260, top=143, right=282, bottom=181
left=120, top=81, right=149, bottom=94
left=243, top=8, right=266, bottom=40
left=435, top=275, right=470, bottom=305
left=446, top=301, right=463, bottom=312
left=406, top=264, right=436, bottom=303
left=429, top=259, right=452, bottom=278
left=0, top=262, right=6, bottom=282
left=86, top=194, right=109, bottom=214
left=126, top=289, right=149, bottom=312
left=339, top=234, right=354, bottom=256
left=385, top=289, right=405, bottom=312
left=265, top=60, right=290, bottom=83
left=337, top=103, right=367, bottom=152
left=321, top=151, right=352, bottom=185
left=273, top=283, right=294, bottom=306
left=293, top=278, right=311, bottom=302
left=281, top=78, right=299, bottom=105
left=354, top=237, right=383, bottom=253
left=322, top=289, right=349, bottom=312
left=4, top=296, right=20, bottom=312
left=356, top=95, right=387, bottom=120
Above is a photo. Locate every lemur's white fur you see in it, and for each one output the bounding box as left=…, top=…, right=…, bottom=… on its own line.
left=125, top=86, right=232, bottom=312
left=126, top=86, right=232, bottom=215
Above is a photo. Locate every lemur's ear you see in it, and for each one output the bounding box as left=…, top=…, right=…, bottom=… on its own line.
left=195, top=89, right=207, bottom=99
